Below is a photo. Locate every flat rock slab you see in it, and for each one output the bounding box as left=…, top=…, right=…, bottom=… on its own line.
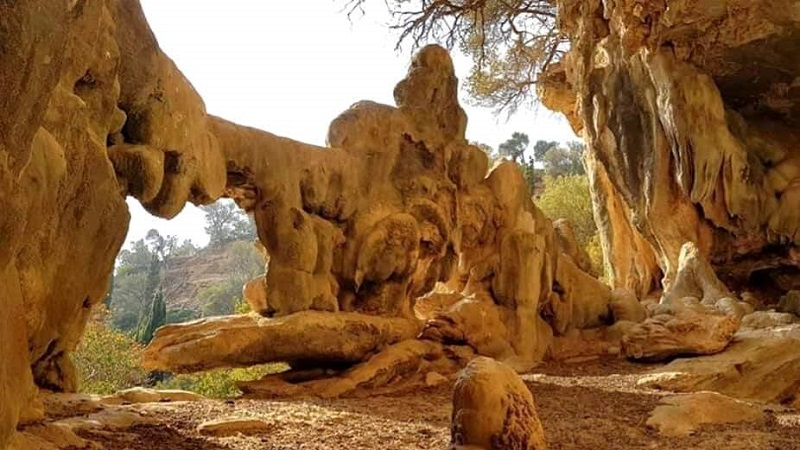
left=143, top=311, right=421, bottom=373
left=55, top=408, right=157, bottom=432
left=101, top=387, right=204, bottom=405
left=647, top=392, right=764, bottom=436
left=197, top=418, right=273, bottom=437
left=639, top=327, right=800, bottom=405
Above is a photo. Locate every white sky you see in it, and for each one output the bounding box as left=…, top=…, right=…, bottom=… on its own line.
left=126, top=0, right=577, bottom=249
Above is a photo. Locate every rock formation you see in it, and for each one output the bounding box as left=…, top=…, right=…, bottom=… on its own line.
left=0, top=0, right=613, bottom=445
left=621, top=243, right=741, bottom=361
left=541, top=0, right=800, bottom=305
left=640, top=324, right=800, bottom=409
left=450, top=357, right=547, bottom=450
left=143, top=41, right=616, bottom=386
left=0, top=1, right=224, bottom=446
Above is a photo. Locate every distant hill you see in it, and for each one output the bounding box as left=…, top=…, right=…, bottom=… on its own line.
left=161, top=240, right=264, bottom=316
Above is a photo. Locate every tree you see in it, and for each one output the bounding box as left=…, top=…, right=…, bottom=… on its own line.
left=202, top=201, right=256, bottom=247
left=136, top=287, right=166, bottom=344
left=533, top=140, right=558, bottom=162
left=541, top=141, right=585, bottom=177
left=497, top=131, right=529, bottom=163
left=345, top=0, right=567, bottom=113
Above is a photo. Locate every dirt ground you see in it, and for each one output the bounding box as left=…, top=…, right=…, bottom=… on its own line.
left=71, top=358, right=800, bottom=450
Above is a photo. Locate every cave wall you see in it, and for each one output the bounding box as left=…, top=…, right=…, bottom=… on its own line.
left=1, top=1, right=614, bottom=446
left=541, top=0, right=800, bottom=298
left=0, top=1, right=227, bottom=446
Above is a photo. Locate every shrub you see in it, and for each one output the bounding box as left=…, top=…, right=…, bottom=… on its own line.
left=536, top=174, right=605, bottom=278
left=73, top=309, right=147, bottom=395
left=155, top=363, right=287, bottom=398
left=537, top=175, right=596, bottom=247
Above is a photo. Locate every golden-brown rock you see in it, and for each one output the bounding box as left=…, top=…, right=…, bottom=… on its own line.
left=544, top=0, right=800, bottom=301
left=450, top=357, right=547, bottom=450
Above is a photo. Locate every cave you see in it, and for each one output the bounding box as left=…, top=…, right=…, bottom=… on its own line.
left=2, top=1, right=800, bottom=449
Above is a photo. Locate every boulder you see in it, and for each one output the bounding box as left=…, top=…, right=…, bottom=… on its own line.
left=639, top=327, right=800, bottom=406
left=646, top=392, right=764, bottom=437
left=741, top=311, right=799, bottom=329
left=609, top=288, right=647, bottom=323
left=778, top=290, right=800, bottom=316
left=621, top=309, right=739, bottom=361
left=450, top=357, right=547, bottom=450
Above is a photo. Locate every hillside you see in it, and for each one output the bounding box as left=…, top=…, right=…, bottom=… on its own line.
left=160, top=240, right=264, bottom=316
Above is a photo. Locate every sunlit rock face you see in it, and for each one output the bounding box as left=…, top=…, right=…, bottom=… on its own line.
left=542, top=0, right=800, bottom=300
left=147, top=44, right=613, bottom=378
left=0, top=0, right=226, bottom=446
left=1, top=1, right=612, bottom=445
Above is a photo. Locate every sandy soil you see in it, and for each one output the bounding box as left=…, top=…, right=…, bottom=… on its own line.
left=71, top=358, right=800, bottom=450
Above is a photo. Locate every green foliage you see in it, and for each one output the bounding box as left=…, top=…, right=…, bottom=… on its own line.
left=74, top=310, right=147, bottom=395
left=198, top=280, right=242, bottom=316
left=166, top=308, right=200, bottom=324
left=202, top=201, right=257, bottom=247
left=537, top=175, right=596, bottom=247
left=542, top=141, right=585, bottom=178
left=585, top=233, right=605, bottom=278
left=136, top=287, right=166, bottom=344
left=155, top=364, right=287, bottom=399
left=497, top=132, right=529, bottom=163
left=533, top=140, right=558, bottom=162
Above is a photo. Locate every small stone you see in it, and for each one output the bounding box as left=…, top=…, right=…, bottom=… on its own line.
left=197, top=418, right=272, bottom=437
left=424, top=371, right=448, bottom=387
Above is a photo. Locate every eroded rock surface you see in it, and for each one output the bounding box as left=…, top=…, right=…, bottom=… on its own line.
left=639, top=326, right=800, bottom=407
left=450, top=357, right=547, bottom=450
left=621, top=243, right=740, bottom=361
left=0, top=0, right=227, bottom=446
left=144, top=43, right=613, bottom=381
left=646, top=392, right=765, bottom=437
left=542, top=0, right=800, bottom=303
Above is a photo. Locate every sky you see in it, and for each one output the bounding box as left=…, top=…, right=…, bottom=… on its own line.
left=126, top=0, right=577, bottom=249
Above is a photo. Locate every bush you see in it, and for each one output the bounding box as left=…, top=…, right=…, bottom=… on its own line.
left=73, top=309, right=147, bottom=395
left=537, top=174, right=605, bottom=278
left=537, top=175, right=596, bottom=247
left=155, top=363, right=287, bottom=398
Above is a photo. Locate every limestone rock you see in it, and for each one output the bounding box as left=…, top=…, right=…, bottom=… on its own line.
left=0, top=0, right=227, bottom=442
left=640, top=327, right=800, bottom=406
left=621, top=311, right=739, bottom=361
left=143, top=311, right=421, bottom=373
left=450, top=357, right=547, bottom=450
left=197, top=418, right=273, bottom=437
left=778, top=290, right=800, bottom=316
left=55, top=408, right=157, bottom=432
left=101, top=387, right=204, bottom=405
left=239, top=339, right=462, bottom=398
left=425, top=371, right=449, bottom=387
left=243, top=275, right=269, bottom=316
left=646, top=392, right=765, bottom=437
left=553, top=219, right=596, bottom=276
left=8, top=423, right=98, bottom=450
left=543, top=0, right=800, bottom=302
left=40, top=393, right=104, bottom=418
left=609, top=288, right=647, bottom=323
left=741, top=311, right=799, bottom=329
